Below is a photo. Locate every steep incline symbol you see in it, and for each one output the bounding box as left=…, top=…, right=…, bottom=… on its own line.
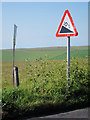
left=60, top=26, right=74, bottom=33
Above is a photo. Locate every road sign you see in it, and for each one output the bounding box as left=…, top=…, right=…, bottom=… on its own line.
left=56, top=10, right=78, bottom=88
left=56, top=10, right=78, bottom=37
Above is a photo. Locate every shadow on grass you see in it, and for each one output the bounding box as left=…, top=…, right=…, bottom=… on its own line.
left=2, top=100, right=88, bottom=120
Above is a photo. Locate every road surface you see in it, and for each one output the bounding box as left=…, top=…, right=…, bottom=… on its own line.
left=25, top=108, right=89, bottom=120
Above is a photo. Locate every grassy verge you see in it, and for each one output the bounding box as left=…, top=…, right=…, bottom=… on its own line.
left=2, top=58, right=89, bottom=119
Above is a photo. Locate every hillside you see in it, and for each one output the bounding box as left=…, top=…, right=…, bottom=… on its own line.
left=2, top=46, right=88, bottom=61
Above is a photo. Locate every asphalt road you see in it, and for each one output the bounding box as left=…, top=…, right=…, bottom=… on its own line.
left=26, top=108, right=89, bottom=120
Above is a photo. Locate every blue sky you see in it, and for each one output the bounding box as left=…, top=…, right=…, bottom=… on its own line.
left=2, top=2, right=88, bottom=49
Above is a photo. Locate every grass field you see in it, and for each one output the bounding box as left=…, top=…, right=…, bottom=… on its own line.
left=1, top=46, right=89, bottom=120
left=2, top=46, right=88, bottom=88
left=2, top=46, right=88, bottom=61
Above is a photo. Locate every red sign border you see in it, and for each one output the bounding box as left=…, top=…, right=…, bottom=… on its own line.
left=56, top=10, right=78, bottom=37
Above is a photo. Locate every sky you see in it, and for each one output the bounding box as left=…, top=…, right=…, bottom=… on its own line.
left=1, top=0, right=89, bottom=2
left=1, top=2, right=88, bottom=49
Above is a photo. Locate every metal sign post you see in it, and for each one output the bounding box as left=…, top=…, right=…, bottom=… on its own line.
left=56, top=9, right=78, bottom=88
left=67, top=36, right=70, bottom=87
left=12, top=24, right=17, bottom=86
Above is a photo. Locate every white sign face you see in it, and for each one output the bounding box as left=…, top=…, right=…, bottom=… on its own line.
left=59, top=14, right=74, bottom=34
left=14, top=24, right=17, bottom=37
left=13, top=24, right=17, bottom=45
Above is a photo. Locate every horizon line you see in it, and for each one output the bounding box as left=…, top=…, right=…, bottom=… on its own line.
left=0, top=45, right=89, bottom=50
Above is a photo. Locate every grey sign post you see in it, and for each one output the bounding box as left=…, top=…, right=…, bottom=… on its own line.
left=67, top=36, right=70, bottom=87
left=12, top=24, right=17, bottom=86
left=56, top=10, right=78, bottom=87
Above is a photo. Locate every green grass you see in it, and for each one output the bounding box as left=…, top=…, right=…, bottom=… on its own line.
left=2, top=46, right=89, bottom=119
left=2, top=58, right=89, bottom=119
left=2, top=46, right=88, bottom=61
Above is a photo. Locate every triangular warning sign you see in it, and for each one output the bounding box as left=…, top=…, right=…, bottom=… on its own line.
left=56, top=10, right=78, bottom=37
